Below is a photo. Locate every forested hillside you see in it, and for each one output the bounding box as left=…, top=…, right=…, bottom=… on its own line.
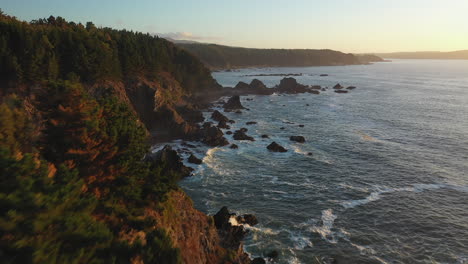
left=0, top=12, right=249, bottom=264
left=176, top=43, right=379, bottom=69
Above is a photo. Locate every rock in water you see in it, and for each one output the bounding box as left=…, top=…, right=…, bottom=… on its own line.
left=234, top=81, right=250, bottom=90
left=333, top=83, right=344, bottom=89
left=236, top=214, right=258, bottom=226
left=334, top=90, right=348, bottom=94
left=201, top=124, right=229, bottom=146
left=233, top=129, right=255, bottom=141
left=230, top=144, right=238, bottom=149
left=223, top=95, right=245, bottom=110
left=290, top=136, right=306, bottom=143
left=188, top=154, right=202, bottom=165
left=217, top=120, right=230, bottom=129
left=267, top=142, right=288, bottom=152
left=211, top=110, right=229, bottom=122
left=249, top=79, right=268, bottom=90
left=246, top=121, right=257, bottom=125
left=346, top=86, right=357, bottom=90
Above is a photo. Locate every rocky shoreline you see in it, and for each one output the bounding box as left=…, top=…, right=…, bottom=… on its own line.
left=152, top=77, right=358, bottom=263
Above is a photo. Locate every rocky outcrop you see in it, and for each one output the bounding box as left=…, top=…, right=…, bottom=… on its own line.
left=223, top=95, right=245, bottom=110
left=290, top=136, right=306, bottom=143
left=333, top=83, right=344, bottom=89
left=188, top=154, right=203, bottom=165
left=335, top=90, right=348, bottom=94
left=146, top=145, right=193, bottom=178
left=277, top=77, right=309, bottom=94
left=213, top=207, right=257, bottom=262
left=233, top=129, right=255, bottom=141
left=346, top=86, right=356, bottom=90
left=212, top=110, right=229, bottom=122
left=201, top=123, right=229, bottom=146
left=147, top=191, right=251, bottom=264
left=267, top=142, right=287, bottom=152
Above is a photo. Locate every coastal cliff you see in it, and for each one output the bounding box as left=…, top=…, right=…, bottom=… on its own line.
left=0, top=12, right=252, bottom=263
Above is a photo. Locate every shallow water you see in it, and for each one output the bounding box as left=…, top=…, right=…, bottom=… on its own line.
left=177, top=60, right=468, bottom=264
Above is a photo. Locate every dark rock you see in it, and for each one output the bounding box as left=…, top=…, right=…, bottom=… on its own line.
left=211, top=110, right=229, bottom=123
left=146, top=145, right=193, bottom=178
left=218, top=120, right=230, bottom=129
left=298, top=124, right=305, bottom=127
left=246, top=121, right=257, bottom=125
left=176, top=105, right=205, bottom=123
left=280, top=127, right=285, bottom=130
left=252, top=258, right=266, bottom=264
left=333, top=83, right=344, bottom=89
left=236, top=214, right=258, bottom=226
left=235, top=110, right=242, bottom=114
left=233, top=129, right=255, bottom=141
left=228, top=119, right=236, bottom=124
left=310, top=85, right=322, bottom=90
left=261, top=134, right=269, bottom=139
left=202, top=122, right=213, bottom=129
left=307, top=152, right=313, bottom=156
left=226, top=131, right=233, bottom=135
left=249, top=79, right=267, bottom=90
left=267, top=142, right=287, bottom=152
left=188, top=154, right=202, bottom=165
left=224, top=95, right=245, bottom=110
left=266, top=250, right=279, bottom=259
left=213, top=206, right=234, bottom=229
left=290, top=136, right=306, bottom=143
left=181, top=142, right=197, bottom=148
left=201, top=124, right=229, bottom=146
left=308, top=90, right=320, bottom=95
left=334, top=90, right=348, bottom=94
left=321, top=88, right=326, bottom=91
left=234, top=81, right=250, bottom=90
left=320, top=74, right=329, bottom=76
left=346, top=86, right=356, bottom=90
left=306, top=104, right=310, bottom=106
left=277, top=77, right=309, bottom=94
left=246, top=98, right=253, bottom=101
left=240, top=128, right=248, bottom=132
left=230, top=144, right=238, bottom=149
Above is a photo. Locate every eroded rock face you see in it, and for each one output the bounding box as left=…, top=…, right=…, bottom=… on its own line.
left=267, top=142, right=287, bottom=152
left=146, top=145, right=193, bottom=178
left=223, top=95, right=245, bottom=110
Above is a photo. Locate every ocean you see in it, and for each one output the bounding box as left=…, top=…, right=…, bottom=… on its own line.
left=173, top=59, right=468, bottom=263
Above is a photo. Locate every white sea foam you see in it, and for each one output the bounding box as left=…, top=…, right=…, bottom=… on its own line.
left=289, top=232, right=313, bottom=250
left=340, top=183, right=468, bottom=209
left=310, top=209, right=338, bottom=243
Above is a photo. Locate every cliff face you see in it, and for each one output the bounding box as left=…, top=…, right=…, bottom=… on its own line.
left=147, top=191, right=250, bottom=264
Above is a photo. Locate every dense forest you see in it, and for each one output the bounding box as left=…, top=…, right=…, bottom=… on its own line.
left=176, top=43, right=380, bottom=70
left=0, top=11, right=244, bottom=264
left=0, top=10, right=218, bottom=94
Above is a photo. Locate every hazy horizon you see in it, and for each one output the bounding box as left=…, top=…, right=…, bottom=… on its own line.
left=2, top=0, right=467, bottom=53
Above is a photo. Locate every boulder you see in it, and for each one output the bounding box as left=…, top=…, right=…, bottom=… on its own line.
left=230, top=144, right=238, bottom=149
left=320, top=74, right=328, bottom=76
left=277, top=77, right=308, bottom=94
left=246, top=121, right=257, bottom=125
left=308, top=90, right=320, bottom=95
left=310, top=85, right=322, bottom=90
left=249, top=79, right=267, bottom=90
left=217, top=120, right=230, bottom=129
left=224, top=95, right=245, bottom=110
left=188, top=154, right=203, bottom=165
left=234, top=81, right=250, bottom=90
left=334, top=90, right=348, bottom=94
left=235, top=110, right=242, bottom=114
left=261, top=134, right=270, bottom=139
left=333, top=83, right=344, bottom=89
left=267, top=142, right=287, bottom=152
left=226, top=131, right=233, bottom=135
left=233, top=129, right=255, bottom=141
left=346, top=86, right=356, bottom=90
left=211, top=110, right=229, bottom=123
left=213, top=206, right=234, bottom=229
left=290, top=136, right=306, bottom=143
left=201, top=124, right=229, bottom=146
left=307, top=152, right=313, bottom=156
left=298, top=124, right=305, bottom=128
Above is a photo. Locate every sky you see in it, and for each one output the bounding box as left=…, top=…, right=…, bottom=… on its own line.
left=1, top=0, right=468, bottom=53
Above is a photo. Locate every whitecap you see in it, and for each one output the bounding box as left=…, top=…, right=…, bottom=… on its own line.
left=309, top=209, right=338, bottom=243
left=289, top=231, right=313, bottom=250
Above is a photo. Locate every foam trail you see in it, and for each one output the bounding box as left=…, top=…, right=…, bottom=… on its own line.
left=310, top=209, right=338, bottom=243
